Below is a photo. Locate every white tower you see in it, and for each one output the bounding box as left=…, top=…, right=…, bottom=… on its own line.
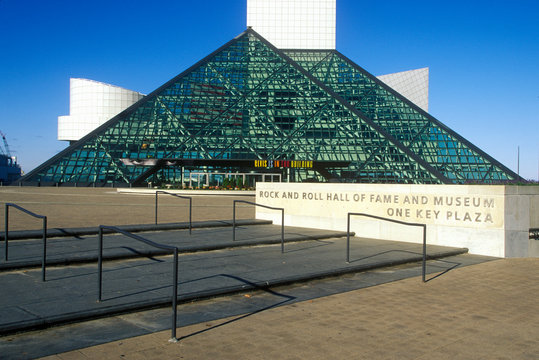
left=247, top=0, right=336, bottom=49
left=58, top=78, right=144, bottom=143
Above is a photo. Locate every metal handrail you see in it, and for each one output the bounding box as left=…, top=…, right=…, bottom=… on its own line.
left=4, top=203, right=48, bottom=281
left=530, top=228, right=539, bottom=240
left=155, top=191, right=192, bottom=234
left=97, top=225, right=180, bottom=341
left=347, top=212, right=427, bottom=283
left=233, top=200, right=285, bottom=253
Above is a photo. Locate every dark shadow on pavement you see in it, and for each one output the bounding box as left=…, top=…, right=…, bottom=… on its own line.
left=349, top=249, right=423, bottom=263
left=101, top=284, right=173, bottom=301
left=119, top=246, right=165, bottom=262
left=178, top=273, right=296, bottom=341
left=46, top=255, right=165, bottom=282
left=283, top=239, right=333, bottom=254
left=350, top=249, right=462, bottom=282
left=53, top=228, right=84, bottom=239
left=424, top=259, right=461, bottom=282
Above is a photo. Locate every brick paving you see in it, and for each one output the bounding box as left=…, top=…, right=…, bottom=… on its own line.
left=42, top=258, right=539, bottom=360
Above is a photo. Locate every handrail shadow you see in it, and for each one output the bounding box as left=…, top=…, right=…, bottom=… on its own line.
left=178, top=273, right=296, bottom=341
left=348, top=249, right=424, bottom=263
left=3, top=241, right=168, bottom=265
left=282, top=239, right=333, bottom=254
left=349, top=248, right=461, bottom=281
left=52, top=228, right=83, bottom=239
left=424, top=258, right=461, bottom=282
left=46, top=255, right=168, bottom=283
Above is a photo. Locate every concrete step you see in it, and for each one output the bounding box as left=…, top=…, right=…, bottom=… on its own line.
left=0, top=225, right=468, bottom=336
left=0, top=223, right=349, bottom=271
left=0, top=219, right=271, bottom=240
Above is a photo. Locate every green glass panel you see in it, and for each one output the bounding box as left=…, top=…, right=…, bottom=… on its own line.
left=286, top=50, right=518, bottom=184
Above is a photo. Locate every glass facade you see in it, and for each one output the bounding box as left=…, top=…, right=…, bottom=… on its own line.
left=285, top=50, right=517, bottom=183
left=20, top=30, right=520, bottom=186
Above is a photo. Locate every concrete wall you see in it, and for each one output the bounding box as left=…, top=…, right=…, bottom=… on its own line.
left=255, top=183, right=539, bottom=258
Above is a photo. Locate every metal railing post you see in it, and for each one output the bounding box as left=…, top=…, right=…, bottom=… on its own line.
left=346, top=213, right=353, bottom=264
left=188, top=197, right=192, bottom=235
left=422, top=225, right=427, bottom=283
left=98, top=226, right=103, bottom=302
left=97, top=225, right=180, bottom=338
left=155, top=191, right=192, bottom=234
left=281, top=209, right=284, bottom=254
left=171, top=247, right=178, bottom=341
left=233, top=202, right=236, bottom=241
left=233, top=200, right=285, bottom=252
left=155, top=192, right=159, bottom=225
left=4, top=204, right=47, bottom=281
left=4, top=203, right=8, bottom=261
left=42, top=217, right=47, bottom=282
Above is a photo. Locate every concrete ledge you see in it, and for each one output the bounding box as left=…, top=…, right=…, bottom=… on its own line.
left=117, top=188, right=256, bottom=196
left=0, top=219, right=271, bottom=240
left=0, top=229, right=352, bottom=272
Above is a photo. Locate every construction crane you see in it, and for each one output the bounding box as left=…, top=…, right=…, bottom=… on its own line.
left=0, top=130, right=12, bottom=157
left=0, top=130, right=22, bottom=184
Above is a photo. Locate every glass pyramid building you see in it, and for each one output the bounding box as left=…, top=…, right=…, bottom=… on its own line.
left=19, top=29, right=521, bottom=186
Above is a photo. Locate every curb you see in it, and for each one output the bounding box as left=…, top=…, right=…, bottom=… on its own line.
left=0, top=219, right=272, bottom=240
left=117, top=188, right=256, bottom=197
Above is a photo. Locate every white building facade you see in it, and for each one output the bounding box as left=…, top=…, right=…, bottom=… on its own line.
left=247, top=0, right=336, bottom=49
left=378, top=67, right=429, bottom=112
left=58, top=78, right=144, bottom=143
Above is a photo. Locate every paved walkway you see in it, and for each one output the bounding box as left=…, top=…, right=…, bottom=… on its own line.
left=40, top=258, right=539, bottom=360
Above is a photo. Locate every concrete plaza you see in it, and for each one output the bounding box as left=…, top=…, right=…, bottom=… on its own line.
left=0, top=187, right=255, bottom=231
left=0, top=187, right=537, bottom=359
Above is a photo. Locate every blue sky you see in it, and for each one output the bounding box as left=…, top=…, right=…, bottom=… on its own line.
left=0, top=0, right=538, bottom=180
